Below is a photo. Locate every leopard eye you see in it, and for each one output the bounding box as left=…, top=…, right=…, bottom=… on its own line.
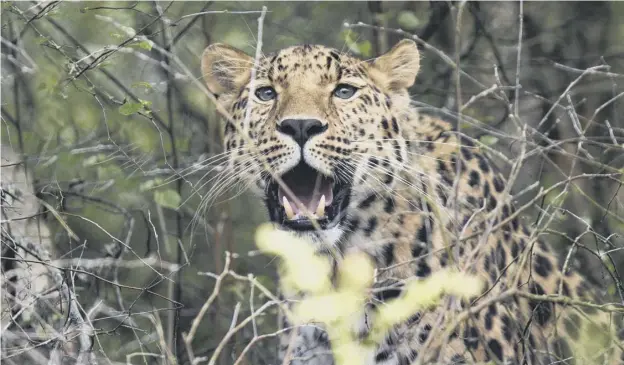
left=333, top=84, right=358, bottom=99
left=255, top=86, right=276, bottom=101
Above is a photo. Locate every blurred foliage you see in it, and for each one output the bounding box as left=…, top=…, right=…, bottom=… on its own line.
left=256, top=224, right=483, bottom=365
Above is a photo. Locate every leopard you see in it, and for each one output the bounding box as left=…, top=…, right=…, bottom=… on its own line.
left=200, top=39, right=623, bottom=364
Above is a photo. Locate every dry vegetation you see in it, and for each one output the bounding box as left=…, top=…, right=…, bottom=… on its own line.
left=1, top=1, right=623, bottom=364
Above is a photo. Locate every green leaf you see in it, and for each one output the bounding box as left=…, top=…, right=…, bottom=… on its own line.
left=129, top=39, right=154, bottom=51
left=118, top=99, right=150, bottom=116
left=358, top=40, right=372, bottom=58
left=137, top=40, right=153, bottom=51
left=131, top=81, right=153, bottom=92
left=479, top=135, right=499, bottom=146
left=341, top=29, right=369, bottom=56
left=120, top=25, right=137, bottom=37
left=223, top=29, right=251, bottom=50
left=118, top=101, right=143, bottom=116
left=154, top=190, right=181, bottom=210
left=397, top=11, right=421, bottom=30
left=139, top=178, right=163, bottom=192
left=83, top=154, right=104, bottom=167
left=59, top=127, right=76, bottom=145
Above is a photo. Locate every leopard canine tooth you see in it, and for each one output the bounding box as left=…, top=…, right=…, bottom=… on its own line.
left=315, top=195, right=326, bottom=217
left=283, top=196, right=295, bottom=219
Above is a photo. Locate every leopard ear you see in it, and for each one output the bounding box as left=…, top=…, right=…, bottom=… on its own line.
left=373, top=39, right=420, bottom=90
left=201, top=43, right=253, bottom=95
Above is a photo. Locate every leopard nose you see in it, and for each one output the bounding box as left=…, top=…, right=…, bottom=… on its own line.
left=277, top=119, right=328, bottom=146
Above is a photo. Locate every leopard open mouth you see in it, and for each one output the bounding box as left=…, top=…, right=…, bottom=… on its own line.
left=265, top=162, right=351, bottom=231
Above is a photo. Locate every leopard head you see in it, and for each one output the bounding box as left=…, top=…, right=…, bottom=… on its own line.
left=201, top=40, right=420, bottom=245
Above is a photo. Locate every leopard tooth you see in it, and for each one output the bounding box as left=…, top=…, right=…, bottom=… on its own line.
left=283, top=196, right=295, bottom=220
left=315, top=195, right=326, bottom=217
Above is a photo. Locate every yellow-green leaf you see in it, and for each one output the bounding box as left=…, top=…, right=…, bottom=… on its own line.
left=118, top=99, right=151, bottom=116
left=119, top=101, right=143, bottom=116
left=131, top=81, right=153, bottom=92
left=398, top=11, right=421, bottom=30
left=139, top=178, right=163, bottom=192
left=357, top=40, right=372, bottom=58
left=479, top=135, right=499, bottom=146
left=129, top=39, right=153, bottom=51
left=83, top=154, right=104, bottom=167
left=154, top=190, right=181, bottom=210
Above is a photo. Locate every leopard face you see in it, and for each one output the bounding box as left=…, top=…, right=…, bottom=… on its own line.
left=202, top=41, right=420, bottom=245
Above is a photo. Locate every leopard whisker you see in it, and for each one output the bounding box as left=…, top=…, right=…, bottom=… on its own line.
left=162, top=147, right=248, bottom=185
left=194, top=155, right=260, bottom=206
